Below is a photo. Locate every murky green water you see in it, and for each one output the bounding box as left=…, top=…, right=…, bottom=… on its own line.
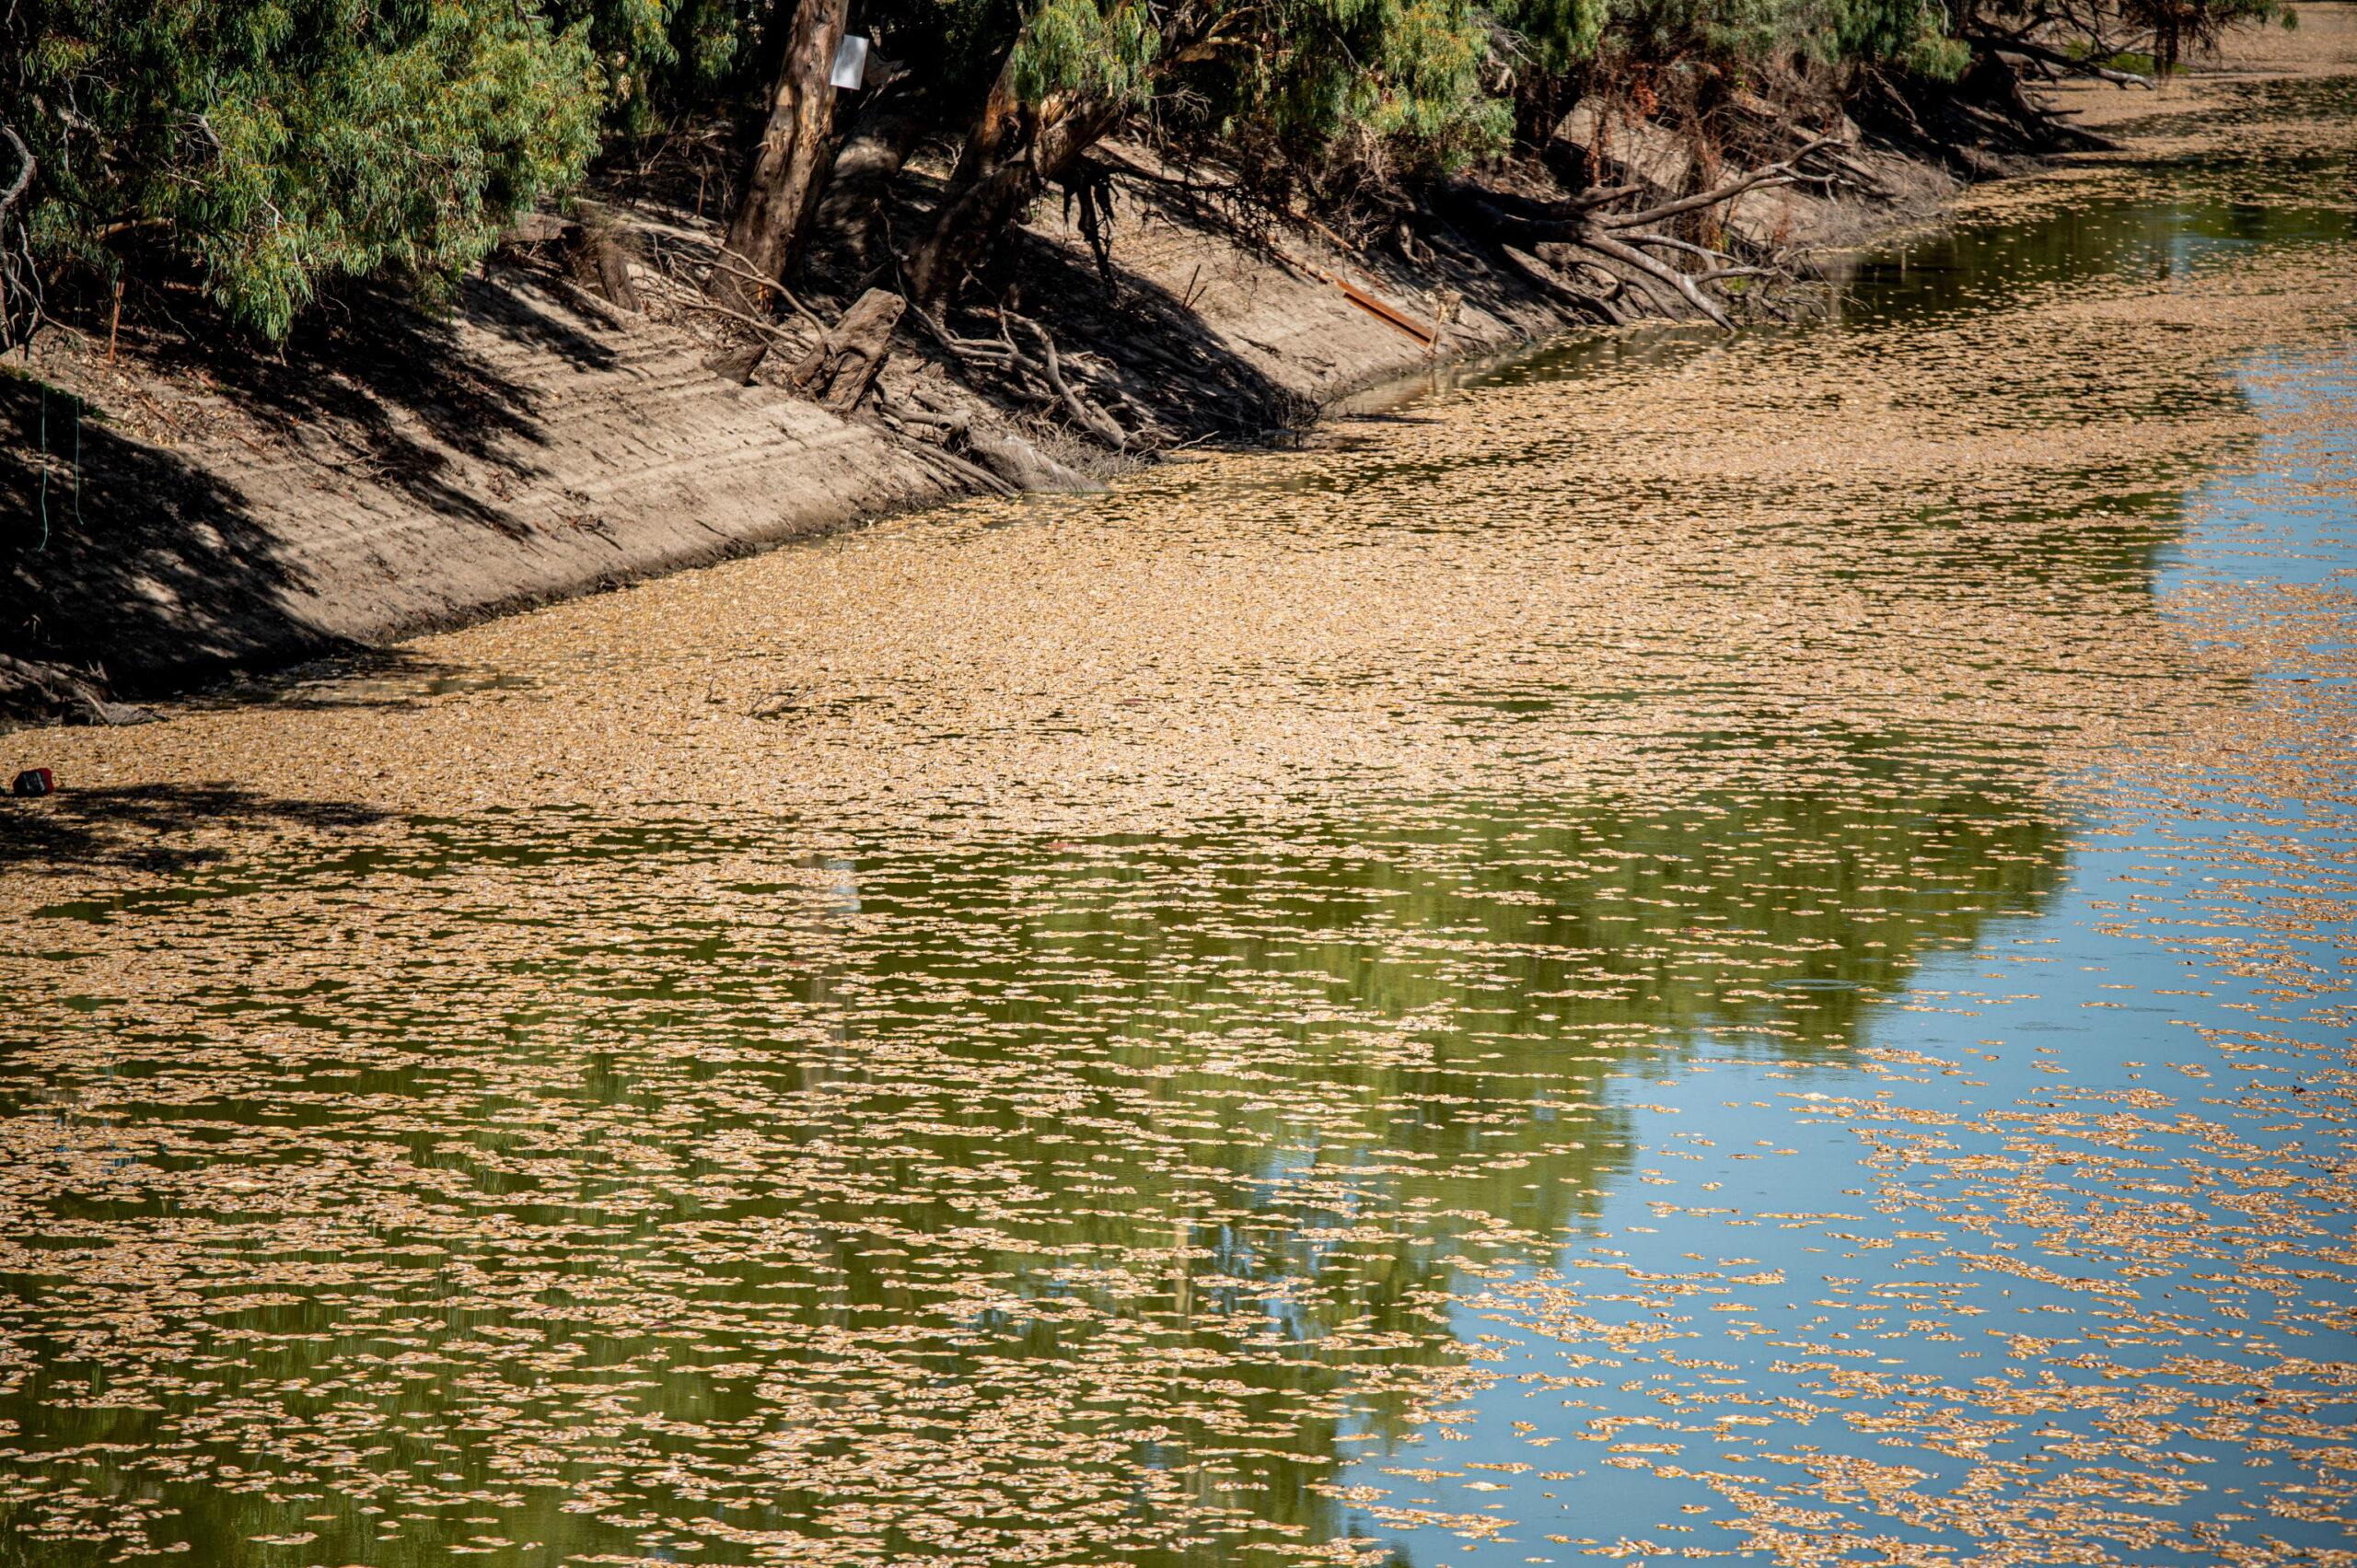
left=3, top=77, right=2354, bottom=1568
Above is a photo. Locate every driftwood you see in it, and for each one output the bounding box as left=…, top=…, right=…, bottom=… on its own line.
left=788, top=287, right=906, bottom=412
left=1433, top=133, right=1844, bottom=331
left=887, top=389, right=1105, bottom=493
left=907, top=305, right=1143, bottom=450
left=0, top=654, right=151, bottom=727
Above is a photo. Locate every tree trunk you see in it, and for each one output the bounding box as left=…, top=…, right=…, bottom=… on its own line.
left=906, top=50, right=1126, bottom=310
left=788, top=287, right=907, bottom=412
left=708, top=0, right=851, bottom=314
left=806, top=69, right=926, bottom=279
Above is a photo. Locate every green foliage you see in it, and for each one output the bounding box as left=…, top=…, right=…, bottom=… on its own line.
left=12, top=0, right=2262, bottom=342
left=1010, top=0, right=1159, bottom=107
left=541, top=0, right=759, bottom=123
left=1596, top=0, right=1965, bottom=75
left=1838, top=0, right=1970, bottom=75
left=1347, top=0, right=1515, bottom=154
left=7, top=0, right=601, bottom=338
left=1831, top=0, right=1970, bottom=75
left=1496, top=0, right=1612, bottom=73
left=1187, top=0, right=1513, bottom=174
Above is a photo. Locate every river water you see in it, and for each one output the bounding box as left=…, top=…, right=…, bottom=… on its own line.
left=2, top=75, right=2354, bottom=1568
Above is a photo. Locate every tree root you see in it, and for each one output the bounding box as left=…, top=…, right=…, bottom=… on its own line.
left=0, top=654, right=152, bottom=728
left=880, top=386, right=1105, bottom=494
left=908, top=302, right=1142, bottom=451
left=1428, top=128, right=1846, bottom=332
left=1004, top=312, right=1130, bottom=449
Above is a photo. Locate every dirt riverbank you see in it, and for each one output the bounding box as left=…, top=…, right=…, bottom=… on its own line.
left=2, top=6, right=2348, bottom=718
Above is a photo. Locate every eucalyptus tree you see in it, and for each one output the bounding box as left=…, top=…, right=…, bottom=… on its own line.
left=905, top=0, right=1509, bottom=308
left=0, top=0, right=604, bottom=340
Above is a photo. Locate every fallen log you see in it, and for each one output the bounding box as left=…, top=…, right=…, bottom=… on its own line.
left=788, top=287, right=906, bottom=412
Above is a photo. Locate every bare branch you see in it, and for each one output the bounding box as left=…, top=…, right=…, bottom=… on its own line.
left=0, top=127, right=31, bottom=214
left=1966, top=31, right=2155, bottom=87
left=1577, top=230, right=1734, bottom=331
left=1004, top=309, right=1132, bottom=449
left=1602, top=135, right=1844, bottom=229
left=702, top=249, right=830, bottom=332
left=1617, top=232, right=1743, bottom=266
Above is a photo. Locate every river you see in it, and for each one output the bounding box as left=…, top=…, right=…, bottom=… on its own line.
left=1, top=68, right=2353, bottom=1568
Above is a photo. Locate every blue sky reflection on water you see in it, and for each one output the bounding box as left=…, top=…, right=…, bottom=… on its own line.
left=1329, top=303, right=2357, bottom=1568
left=1337, top=820, right=2357, bottom=1562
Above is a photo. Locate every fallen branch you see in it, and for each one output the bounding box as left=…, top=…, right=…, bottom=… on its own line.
left=1578, top=230, right=1734, bottom=330
left=1004, top=311, right=1131, bottom=449
left=1600, top=135, right=1844, bottom=229
left=1432, top=181, right=1732, bottom=329
left=1966, top=31, right=2155, bottom=87
left=907, top=304, right=1022, bottom=364
left=1496, top=245, right=1625, bottom=324
left=913, top=302, right=1134, bottom=451
left=0, top=654, right=151, bottom=727
left=701, top=250, right=829, bottom=333
left=1617, top=232, right=1739, bottom=265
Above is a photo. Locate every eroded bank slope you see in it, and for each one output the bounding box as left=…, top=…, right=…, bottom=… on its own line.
left=3, top=8, right=2347, bottom=715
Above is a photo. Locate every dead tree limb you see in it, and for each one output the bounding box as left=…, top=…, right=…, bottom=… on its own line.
left=1432, top=182, right=1734, bottom=329
left=1017, top=315, right=1130, bottom=448
left=1495, top=245, right=1622, bottom=323
left=910, top=302, right=1134, bottom=450
left=1431, top=129, right=1841, bottom=333
left=1965, top=31, right=2155, bottom=87
left=1577, top=231, right=1735, bottom=329
left=703, top=250, right=829, bottom=333
left=0, top=654, right=151, bottom=726
left=1599, top=135, right=1844, bottom=229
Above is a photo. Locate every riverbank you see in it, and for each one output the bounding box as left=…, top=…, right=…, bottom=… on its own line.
left=1, top=9, right=2347, bottom=721
left=0, top=27, right=2351, bottom=1567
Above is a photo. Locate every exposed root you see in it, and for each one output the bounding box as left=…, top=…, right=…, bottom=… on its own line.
left=0, top=654, right=151, bottom=728
left=908, top=301, right=1145, bottom=451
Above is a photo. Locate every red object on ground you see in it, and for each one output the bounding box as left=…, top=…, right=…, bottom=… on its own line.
left=11, top=768, right=55, bottom=797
